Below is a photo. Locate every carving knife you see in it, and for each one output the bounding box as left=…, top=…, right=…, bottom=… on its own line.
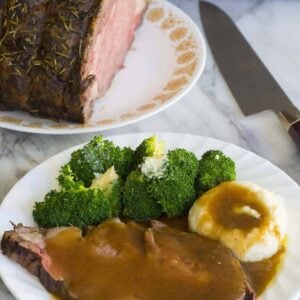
left=200, top=1, right=300, bottom=148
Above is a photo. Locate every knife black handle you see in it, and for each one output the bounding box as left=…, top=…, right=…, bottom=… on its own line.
left=288, top=120, right=300, bottom=149
left=279, top=111, right=300, bottom=150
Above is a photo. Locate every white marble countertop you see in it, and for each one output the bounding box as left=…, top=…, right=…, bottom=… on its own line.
left=0, top=0, right=299, bottom=298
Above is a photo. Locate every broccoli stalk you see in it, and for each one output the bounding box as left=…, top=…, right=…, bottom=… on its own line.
left=196, top=150, right=236, bottom=195
left=33, top=167, right=123, bottom=228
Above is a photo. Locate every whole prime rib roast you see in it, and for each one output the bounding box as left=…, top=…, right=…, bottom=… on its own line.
left=0, top=0, right=147, bottom=123
left=1, top=221, right=256, bottom=300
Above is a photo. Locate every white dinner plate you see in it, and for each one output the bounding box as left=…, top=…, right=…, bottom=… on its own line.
left=0, top=1, right=206, bottom=135
left=0, top=132, right=299, bottom=300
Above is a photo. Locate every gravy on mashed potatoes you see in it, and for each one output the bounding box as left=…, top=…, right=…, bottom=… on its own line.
left=189, top=181, right=287, bottom=262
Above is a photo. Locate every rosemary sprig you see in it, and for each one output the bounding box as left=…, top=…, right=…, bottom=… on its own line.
left=0, top=0, right=90, bottom=79
left=8, top=4, right=22, bottom=11
left=56, top=51, right=69, bottom=58
left=12, top=67, right=23, bottom=76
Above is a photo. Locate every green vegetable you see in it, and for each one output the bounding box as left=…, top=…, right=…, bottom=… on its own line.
left=150, top=173, right=196, bottom=218
left=33, top=135, right=238, bottom=228
left=196, top=150, right=236, bottom=195
left=124, top=145, right=198, bottom=219
left=69, top=136, right=133, bottom=186
left=113, top=146, right=134, bottom=179
left=33, top=167, right=123, bottom=228
left=123, top=171, right=162, bottom=220
left=57, top=164, right=86, bottom=191
left=167, top=148, right=199, bottom=178
left=141, top=148, right=198, bottom=218
left=132, top=135, right=165, bottom=169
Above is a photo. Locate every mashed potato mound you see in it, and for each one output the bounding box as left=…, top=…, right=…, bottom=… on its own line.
left=189, top=181, right=287, bottom=262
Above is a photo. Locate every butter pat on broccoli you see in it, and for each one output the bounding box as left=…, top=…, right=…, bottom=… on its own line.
left=132, top=135, right=165, bottom=170
left=123, top=135, right=199, bottom=219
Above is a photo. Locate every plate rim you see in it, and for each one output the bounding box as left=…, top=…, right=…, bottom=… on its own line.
left=1, top=132, right=299, bottom=300
left=0, top=0, right=207, bottom=135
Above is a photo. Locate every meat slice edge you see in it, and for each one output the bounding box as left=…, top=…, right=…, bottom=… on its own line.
left=1, top=222, right=256, bottom=300
left=80, top=0, right=147, bottom=122
left=27, top=0, right=101, bottom=123
left=1, top=224, right=77, bottom=300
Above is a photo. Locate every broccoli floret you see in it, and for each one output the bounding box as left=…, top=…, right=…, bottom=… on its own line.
left=149, top=171, right=196, bottom=217
left=33, top=167, right=123, bottom=228
left=139, top=149, right=198, bottom=218
left=57, top=164, right=86, bottom=191
left=132, top=135, right=165, bottom=169
left=196, top=150, right=236, bottom=195
left=167, top=149, right=198, bottom=178
left=123, top=171, right=162, bottom=220
left=113, top=146, right=134, bottom=178
left=69, top=136, right=133, bottom=186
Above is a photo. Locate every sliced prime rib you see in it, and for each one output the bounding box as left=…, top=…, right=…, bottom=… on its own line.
left=1, top=221, right=256, bottom=300
left=1, top=224, right=76, bottom=300
left=0, top=0, right=147, bottom=123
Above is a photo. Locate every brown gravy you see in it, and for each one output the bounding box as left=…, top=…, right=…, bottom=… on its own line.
left=242, top=246, right=285, bottom=295
left=161, top=216, right=285, bottom=296
left=207, top=184, right=269, bottom=232
left=46, top=220, right=246, bottom=300
left=47, top=218, right=284, bottom=300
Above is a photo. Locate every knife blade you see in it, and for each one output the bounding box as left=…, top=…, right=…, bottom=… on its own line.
left=200, top=1, right=300, bottom=148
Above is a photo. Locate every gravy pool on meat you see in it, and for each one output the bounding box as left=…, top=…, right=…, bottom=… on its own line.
left=162, top=217, right=285, bottom=296
left=46, top=219, right=251, bottom=300
left=47, top=218, right=284, bottom=300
